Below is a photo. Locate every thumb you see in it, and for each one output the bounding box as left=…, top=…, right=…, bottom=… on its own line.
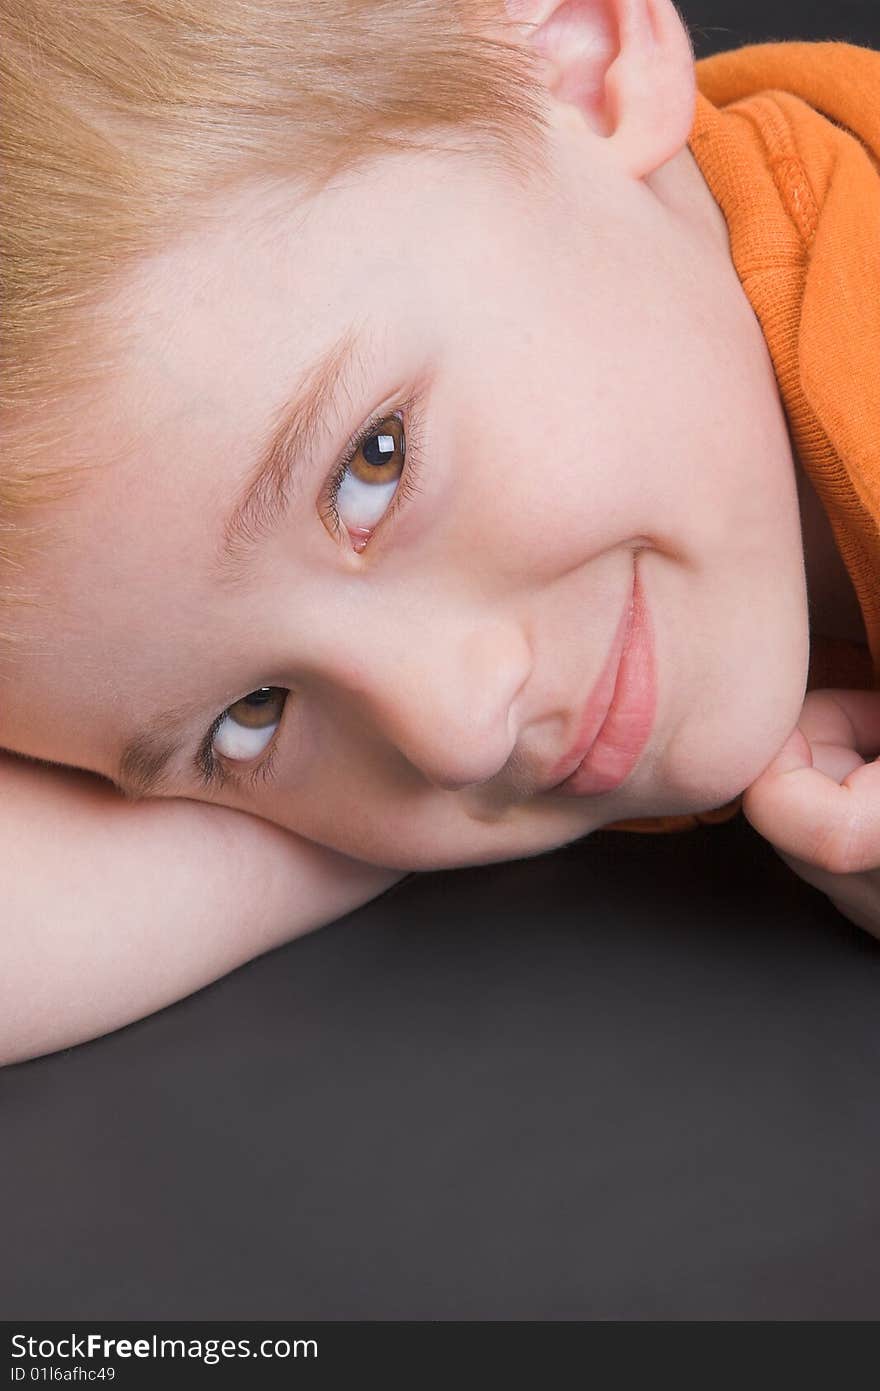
left=757, top=722, right=863, bottom=785
left=740, top=724, right=813, bottom=841
left=741, top=720, right=869, bottom=866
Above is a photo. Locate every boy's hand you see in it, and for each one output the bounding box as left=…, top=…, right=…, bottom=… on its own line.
left=741, top=688, right=880, bottom=938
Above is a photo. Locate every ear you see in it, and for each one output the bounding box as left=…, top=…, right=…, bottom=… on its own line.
left=502, top=0, right=696, bottom=181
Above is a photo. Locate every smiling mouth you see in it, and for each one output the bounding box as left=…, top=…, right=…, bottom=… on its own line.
left=549, top=557, right=656, bottom=797
left=545, top=570, right=636, bottom=791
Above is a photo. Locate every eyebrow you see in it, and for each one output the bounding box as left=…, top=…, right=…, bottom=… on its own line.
left=213, top=320, right=371, bottom=590
left=112, top=322, right=371, bottom=802
left=113, top=695, right=212, bottom=803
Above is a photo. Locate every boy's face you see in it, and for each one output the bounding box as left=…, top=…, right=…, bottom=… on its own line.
left=0, top=107, right=812, bottom=870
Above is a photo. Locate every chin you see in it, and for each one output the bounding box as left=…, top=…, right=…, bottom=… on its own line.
left=649, top=686, right=806, bottom=817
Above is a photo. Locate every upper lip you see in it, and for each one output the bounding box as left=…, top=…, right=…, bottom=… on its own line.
left=543, top=572, right=636, bottom=792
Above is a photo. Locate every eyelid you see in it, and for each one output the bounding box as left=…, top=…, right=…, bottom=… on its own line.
left=192, top=381, right=430, bottom=793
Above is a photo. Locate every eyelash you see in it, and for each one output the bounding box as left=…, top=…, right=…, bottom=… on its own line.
left=195, top=718, right=282, bottom=794
left=193, top=393, right=426, bottom=794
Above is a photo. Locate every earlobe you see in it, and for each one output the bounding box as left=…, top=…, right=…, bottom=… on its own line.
left=502, top=0, right=696, bottom=181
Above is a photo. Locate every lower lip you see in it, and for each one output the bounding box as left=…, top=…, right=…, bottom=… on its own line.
left=554, top=563, right=657, bottom=797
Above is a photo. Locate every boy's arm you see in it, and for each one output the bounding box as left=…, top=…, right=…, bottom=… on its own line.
left=0, top=750, right=408, bottom=1067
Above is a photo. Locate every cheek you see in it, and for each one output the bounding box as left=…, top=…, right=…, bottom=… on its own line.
left=436, top=382, right=610, bottom=570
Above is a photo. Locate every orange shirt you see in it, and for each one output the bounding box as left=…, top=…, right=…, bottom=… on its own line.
left=605, top=40, right=880, bottom=836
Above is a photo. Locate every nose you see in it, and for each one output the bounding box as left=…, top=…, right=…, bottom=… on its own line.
left=336, top=618, right=533, bottom=791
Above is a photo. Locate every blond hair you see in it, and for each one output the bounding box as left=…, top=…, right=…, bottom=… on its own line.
left=0, top=0, right=552, bottom=641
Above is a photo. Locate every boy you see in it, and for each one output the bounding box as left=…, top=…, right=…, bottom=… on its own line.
left=1, top=0, right=878, bottom=1066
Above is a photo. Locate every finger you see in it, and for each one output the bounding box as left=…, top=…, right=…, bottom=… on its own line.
left=808, top=742, right=865, bottom=782
left=798, top=687, right=880, bottom=758
left=778, top=844, right=880, bottom=939
left=773, top=846, right=841, bottom=896
left=742, top=728, right=880, bottom=874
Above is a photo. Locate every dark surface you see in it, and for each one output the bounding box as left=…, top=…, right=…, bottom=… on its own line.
left=4, top=815, right=880, bottom=1320
left=3, top=2, right=880, bottom=1321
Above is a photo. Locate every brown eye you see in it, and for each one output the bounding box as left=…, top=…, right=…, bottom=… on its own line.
left=213, top=687, right=288, bottom=763
left=347, top=415, right=406, bottom=486
left=329, top=412, right=410, bottom=547
left=227, top=687, right=286, bottom=727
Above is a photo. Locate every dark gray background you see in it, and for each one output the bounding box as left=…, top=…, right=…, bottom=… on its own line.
left=3, top=1, right=879, bottom=1321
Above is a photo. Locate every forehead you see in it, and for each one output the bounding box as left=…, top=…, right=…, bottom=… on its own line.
left=38, top=147, right=521, bottom=548
left=128, top=140, right=520, bottom=317
left=76, top=140, right=547, bottom=547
